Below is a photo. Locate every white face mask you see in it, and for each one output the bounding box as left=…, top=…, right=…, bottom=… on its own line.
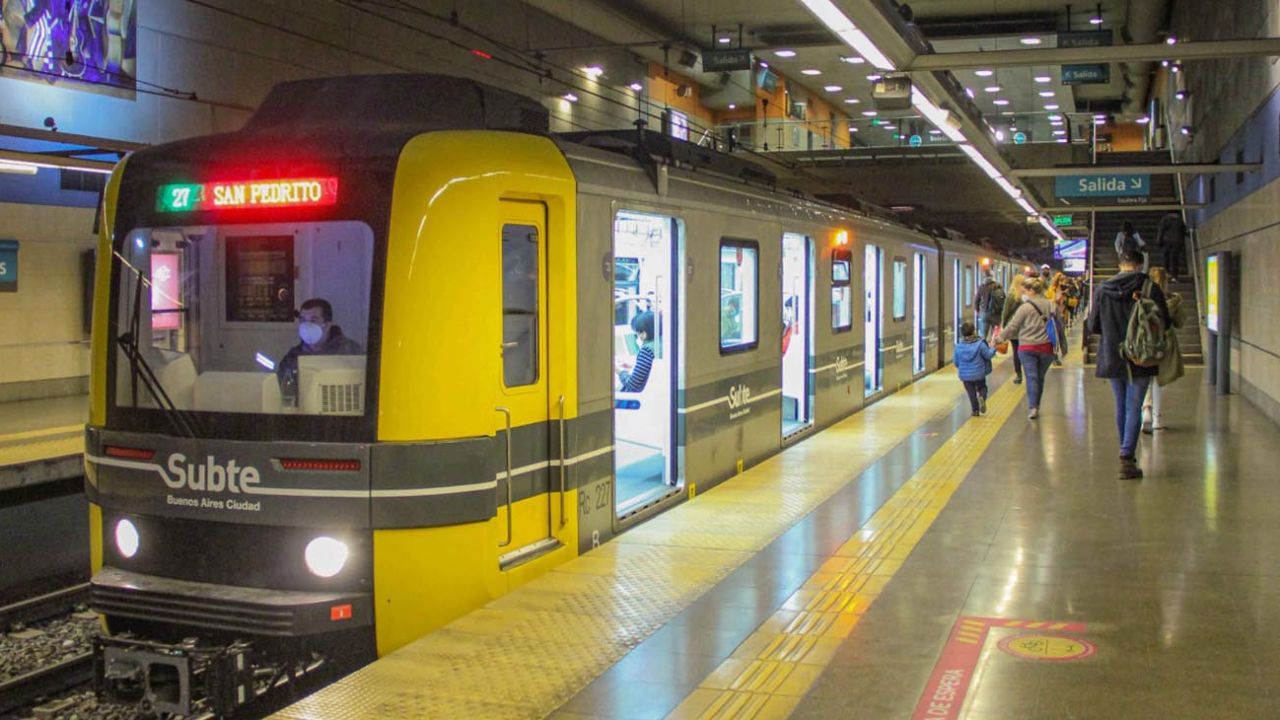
left=298, top=322, right=325, bottom=345
left=1021, top=293, right=1031, bottom=302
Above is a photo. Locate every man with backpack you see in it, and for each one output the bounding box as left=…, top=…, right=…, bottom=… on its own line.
left=974, top=273, right=1005, bottom=343
left=1086, top=249, right=1172, bottom=479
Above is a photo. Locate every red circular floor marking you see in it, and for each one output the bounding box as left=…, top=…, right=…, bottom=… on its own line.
left=998, top=633, right=1096, bottom=662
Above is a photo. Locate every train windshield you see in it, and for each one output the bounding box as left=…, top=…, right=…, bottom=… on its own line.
left=112, top=221, right=375, bottom=423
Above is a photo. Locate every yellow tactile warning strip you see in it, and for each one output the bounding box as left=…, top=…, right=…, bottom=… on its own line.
left=272, top=368, right=1003, bottom=720
left=664, top=379, right=1022, bottom=720
left=0, top=424, right=83, bottom=467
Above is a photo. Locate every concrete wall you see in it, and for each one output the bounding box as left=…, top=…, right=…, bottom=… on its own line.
left=0, top=0, right=657, bottom=397
left=0, top=203, right=96, bottom=401
left=1172, top=0, right=1280, bottom=425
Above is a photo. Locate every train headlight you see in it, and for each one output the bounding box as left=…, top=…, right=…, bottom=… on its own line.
left=304, top=537, right=348, bottom=578
left=115, top=519, right=140, bottom=559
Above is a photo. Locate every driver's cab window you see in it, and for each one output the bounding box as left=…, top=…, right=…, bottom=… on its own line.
left=114, top=221, right=374, bottom=416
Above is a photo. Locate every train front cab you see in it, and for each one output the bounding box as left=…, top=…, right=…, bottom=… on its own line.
left=83, top=129, right=582, bottom=716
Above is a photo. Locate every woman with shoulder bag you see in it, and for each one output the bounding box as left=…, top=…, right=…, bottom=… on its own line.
left=997, top=278, right=1063, bottom=420
left=1001, top=275, right=1027, bottom=384
left=1143, top=267, right=1185, bottom=432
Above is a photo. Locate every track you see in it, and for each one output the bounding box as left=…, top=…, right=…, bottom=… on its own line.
left=0, top=586, right=97, bottom=718
left=0, top=652, right=94, bottom=717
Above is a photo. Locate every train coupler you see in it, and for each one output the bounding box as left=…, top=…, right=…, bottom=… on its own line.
left=94, top=635, right=254, bottom=717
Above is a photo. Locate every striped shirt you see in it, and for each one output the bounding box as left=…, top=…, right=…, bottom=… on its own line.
left=620, top=344, right=655, bottom=392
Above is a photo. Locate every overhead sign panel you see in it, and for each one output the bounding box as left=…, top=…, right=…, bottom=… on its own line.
left=701, top=48, right=754, bottom=72
left=1059, top=30, right=1112, bottom=85
left=0, top=240, right=17, bottom=293
left=1054, top=174, right=1150, bottom=203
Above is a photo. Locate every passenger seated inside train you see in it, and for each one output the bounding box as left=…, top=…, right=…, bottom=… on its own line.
left=617, top=311, right=656, bottom=393
left=277, top=297, right=364, bottom=403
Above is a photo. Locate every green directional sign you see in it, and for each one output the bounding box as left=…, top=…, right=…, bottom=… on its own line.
left=1052, top=214, right=1073, bottom=227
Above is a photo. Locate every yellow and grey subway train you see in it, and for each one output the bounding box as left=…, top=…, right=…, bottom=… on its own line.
left=83, top=74, right=1015, bottom=716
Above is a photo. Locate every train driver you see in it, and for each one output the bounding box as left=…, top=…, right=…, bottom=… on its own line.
left=277, top=297, right=364, bottom=402
left=617, top=311, right=656, bottom=393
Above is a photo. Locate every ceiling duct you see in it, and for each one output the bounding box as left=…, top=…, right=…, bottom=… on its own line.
left=1119, top=0, right=1168, bottom=117
left=751, top=24, right=837, bottom=48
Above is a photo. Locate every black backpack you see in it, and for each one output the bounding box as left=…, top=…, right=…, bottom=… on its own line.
left=986, top=285, right=1006, bottom=316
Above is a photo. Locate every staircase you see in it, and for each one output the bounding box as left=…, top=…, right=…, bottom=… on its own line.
left=1084, top=152, right=1203, bottom=366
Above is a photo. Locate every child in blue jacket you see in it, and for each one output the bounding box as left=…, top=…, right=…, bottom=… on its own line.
left=953, top=321, right=996, bottom=416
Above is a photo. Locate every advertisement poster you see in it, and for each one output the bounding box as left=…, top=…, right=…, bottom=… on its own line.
left=1206, top=254, right=1219, bottom=333
left=1, top=0, right=137, bottom=92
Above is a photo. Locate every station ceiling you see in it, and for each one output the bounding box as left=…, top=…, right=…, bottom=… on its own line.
left=531, top=0, right=1167, bottom=254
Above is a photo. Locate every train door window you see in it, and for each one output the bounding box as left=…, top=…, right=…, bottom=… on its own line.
left=831, top=249, right=853, bottom=332
left=719, top=240, right=759, bottom=353
left=913, top=253, right=926, bottom=374
left=501, top=223, right=540, bottom=387
left=864, top=244, right=883, bottom=395
left=892, top=257, right=907, bottom=321
left=782, top=233, right=814, bottom=437
left=963, top=264, right=974, bottom=309
left=614, top=210, right=681, bottom=516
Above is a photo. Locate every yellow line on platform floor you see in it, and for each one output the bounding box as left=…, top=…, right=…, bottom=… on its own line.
left=662, top=380, right=1023, bottom=720
left=0, top=424, right=83, bottom=468
left=273, top=366, right=1005, bottom=720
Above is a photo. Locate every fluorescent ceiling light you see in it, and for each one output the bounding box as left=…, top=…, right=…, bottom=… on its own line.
left=563, top=93, right=578, bottom=102
left=728, top=103, right=736, bottom=109
left=850, top=127, right=859, bottom=132
left=1044, top=103, right=1060, bottom=110
left=0, top=157, right=112, bottom=174
left=840, top=55, right=865, bottom=64
left=993, top=99, right=1010, bottom=106
left=1017, top=197, right=1036, bottom=215
left=866, top=74, right=883, bottom=82
left=1053, top=129, right=1067, bottom=135
left=628, top=82, right=643, bottom=92
left=1051, top=120, right=1064, bottom=126
left=1001, top=111, right=1015, bottom=116
left=928, top=129, right=941, bottom=135
left=995, top=129, right=1006, bottom=141
left=802, top=68, right=822, bottom=75
left=1034, top=75, right=1051, bottom=83
left=844, top=98, right=861, bottom=104
left=1090, top=15, right=1104, bottom=25
left=718, top=36, right=732, bottom=44
left=975, top=69, right=994, bottom=77
left=824, top=85, right=843, bottom=92
left=0, top=161, right=39, bottom=175
left=798, top=0, right=896, bottom=70
left=995, top=176, right=1023, bottom=199
left=582, top=65, right=604, bottom=78
left=1039, top=216, right=1063, bottom=238
left=910, top=88, right=966, bottom=142
left=1048, top=114, right=1062, bottom=121
left=1020, top=37, right=1043, bottom=45
left=760, top=61, right=769, bottom=68
left=862, top=110, right=878, bottom=116
left=984, top=85, right=1002, bottom=93
left=959, top=144, right=1002, bottom=179
left=965, top=88, right=975, bottom=99
left=775, top=49, right=797, bottom=57
left=1137, top=116, right=1151, bottom=124
left=1038, top=90, right=1055, bottom=97
left=1057, top=138, right=1069, bottom=143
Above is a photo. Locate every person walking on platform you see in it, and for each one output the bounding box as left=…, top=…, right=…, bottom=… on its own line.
left=1087, top=249, right=1171, bottom=479
left=974, top=273, right=1004, bottom=343
left=1001, top=275, right=1027, bottom=384
left=997, top=278, right=1061, bottom=420
left=1143, top=267, right=1186, bottom=433
left=1156, top=211, right=1188, bottom=281
left=954, top=321, right=996, bottom=417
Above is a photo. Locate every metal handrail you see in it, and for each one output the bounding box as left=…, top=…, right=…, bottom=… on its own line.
left=1165, top=105, right=1204, bottom=325
left=496, top=406, right=513, bottom=547
left=557, top=395, right=567, bottom=529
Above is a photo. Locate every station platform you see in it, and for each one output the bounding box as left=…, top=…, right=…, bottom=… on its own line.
left=0, top=395, right=86, bottom=491
left=275, top=352, right=1277, bottom=720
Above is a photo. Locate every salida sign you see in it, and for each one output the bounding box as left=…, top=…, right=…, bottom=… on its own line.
left=1054, top=173, right=1150, bottom=204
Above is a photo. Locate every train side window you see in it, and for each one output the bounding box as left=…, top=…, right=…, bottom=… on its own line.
left=831, top=249, right=853, bottom=332
left=719, top=239, right=759, bottom=353
left=501, top=223, right=539, bottom=386
left=892, top=257, right=907, bottom=321
left=963, top=265, right=974, bottom=308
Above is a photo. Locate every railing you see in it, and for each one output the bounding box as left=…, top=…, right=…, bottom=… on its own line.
left=1165, top=105, right=1204, bottom=328
left=713, top=111, right=1094, bottom=154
